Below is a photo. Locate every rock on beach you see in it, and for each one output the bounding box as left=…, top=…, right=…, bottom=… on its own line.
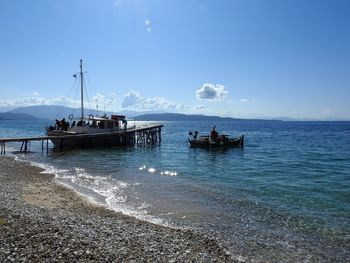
left=0, top=157, right=237, bottom=262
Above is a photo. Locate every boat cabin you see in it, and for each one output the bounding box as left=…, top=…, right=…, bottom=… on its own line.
left=67, top=114, right=127, bottom=134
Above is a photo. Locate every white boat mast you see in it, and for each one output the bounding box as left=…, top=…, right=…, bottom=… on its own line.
left=80, top=59, right=84, bottom=121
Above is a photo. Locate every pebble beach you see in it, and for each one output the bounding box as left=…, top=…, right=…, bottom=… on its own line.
left=0, top=157, right=236, bottom=262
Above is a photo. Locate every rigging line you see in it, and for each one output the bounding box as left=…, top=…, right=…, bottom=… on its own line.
left=73, top=76, right=79, bottom=108
left=52, top=76, right=79, bottom=121
left=68, top=76, right=79, bottom=113
left=71, top=73, right=80, bottom=118
left=85, top=71, right=93, bottom=115
left=66, top=74, right=78, bottom=100
left=81, top=73, right=93, bottom=117
left=82, top=74, right=90, bottom=116
left=84, top=71, right=95, bottom=116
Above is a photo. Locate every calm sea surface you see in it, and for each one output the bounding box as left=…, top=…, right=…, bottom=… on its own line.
left=1, top=119, right=349, bottom=262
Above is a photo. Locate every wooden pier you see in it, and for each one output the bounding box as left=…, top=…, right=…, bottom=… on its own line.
left=0, top=124, right=162, bottom=155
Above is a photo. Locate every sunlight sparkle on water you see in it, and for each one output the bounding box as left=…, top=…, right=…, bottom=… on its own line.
left=160, top=170, right=177, bottom=176
left=139, top=165, right=146, bottom=171
left=148, top=168, right=156, bottom=173
left=139, top=165, right=177, bottom=176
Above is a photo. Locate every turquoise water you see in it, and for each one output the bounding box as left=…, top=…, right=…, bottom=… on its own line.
left=1, top=120, right=349, bottom=262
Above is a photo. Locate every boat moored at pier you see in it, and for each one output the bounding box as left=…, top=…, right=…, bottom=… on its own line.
left=45, top=59, right=162, bottom=149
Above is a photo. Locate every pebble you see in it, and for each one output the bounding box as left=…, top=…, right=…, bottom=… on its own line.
left=0, top=157, right=235, bottom=262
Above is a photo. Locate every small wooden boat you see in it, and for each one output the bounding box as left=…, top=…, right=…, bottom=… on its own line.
left=188, top=132, right=244, bottom=148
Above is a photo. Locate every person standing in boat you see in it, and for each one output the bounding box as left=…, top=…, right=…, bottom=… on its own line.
left=55, top=119, right=61, bottom=130
left=210, top=125, right=218, bottom=141
left=193, top=131, right=199, bottom=140
left=60, top=118, right=68, bottom=131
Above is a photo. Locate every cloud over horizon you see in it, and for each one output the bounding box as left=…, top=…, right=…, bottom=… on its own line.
left=0, top=91, right=215, bottom=117
left=92, top=93, right=116, bottom=106
left=0, top=96, right=80, bottom=108
left=121, top=91, right=187, bottom=111
left=0, top=92, right=118, bottom=110
left=196, top=83, right=228, bottom=100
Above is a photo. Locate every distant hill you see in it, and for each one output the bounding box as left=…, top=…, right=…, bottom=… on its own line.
left=4, top=106, right=349, bottom=121
left=7, top=105, right=164, bottom=120
left=133, top=113, right=243, bottom=121
left=9, top=105, right=74, bottom=120
left=132, top=113, right=290, bottom=122
left=0, top=112, right=38, bottom=120
left=2, top=105, right=303, bottom=122
left=0, top=106, right=16, bottom=113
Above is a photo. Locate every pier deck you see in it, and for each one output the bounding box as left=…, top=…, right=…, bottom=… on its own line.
left=0, top=124, right=163, bottom=154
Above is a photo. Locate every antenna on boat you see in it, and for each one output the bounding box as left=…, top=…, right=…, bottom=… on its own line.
left=80, top=59, right=84, bottom=121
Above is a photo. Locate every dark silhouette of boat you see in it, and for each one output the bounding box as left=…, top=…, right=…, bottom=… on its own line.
left=188, top=131, right=244, bottom=148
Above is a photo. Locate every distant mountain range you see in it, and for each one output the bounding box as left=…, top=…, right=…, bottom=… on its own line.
left=3, top=105, right=163, bottom=121
left=0, top=105, right=266, bottom=122
left=133, top=113, right=262, bottom=122
left=0, top=105, right=250, bottom=121
left=0, top=112, right=38, bottom=121
left=0, top=105, right=348, bottom=122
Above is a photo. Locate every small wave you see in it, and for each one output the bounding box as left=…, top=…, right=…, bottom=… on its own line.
left=105, top=194, right=169, bottom=227
left=10, top=155, right=173, bottom=229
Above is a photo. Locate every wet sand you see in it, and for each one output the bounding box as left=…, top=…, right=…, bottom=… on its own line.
left=0, top=156, right=237, bottom=262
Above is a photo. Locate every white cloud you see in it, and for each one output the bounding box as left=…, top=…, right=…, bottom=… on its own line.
left=32, top=91, right=40, bottom=97
left=121, top=91, right=143, bottom=108
left=196, top=83, right=228, bottom=100
left=0, top=92, right=117, bottom=109
left=144, top=19, right=152, bottom=32
left=121, top=91, right=186, bottom=111
left=0, top=97, right=40, bottom=107
left=1, top=92, right=207, bottom=115
left=49, top=96, right=80, bottom=107
left=93, top=93, right=105, bottom=104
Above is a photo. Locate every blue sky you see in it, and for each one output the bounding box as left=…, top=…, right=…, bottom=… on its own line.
left=0, top=0, right=349, bottom=119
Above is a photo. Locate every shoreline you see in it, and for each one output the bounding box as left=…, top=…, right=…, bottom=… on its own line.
left=0, top=156, right=236, bottom=262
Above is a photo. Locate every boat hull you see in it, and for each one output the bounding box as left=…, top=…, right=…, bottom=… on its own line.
left=46, top=130, right=135, bottom=149
left=188, top=135, right=244, bottom=148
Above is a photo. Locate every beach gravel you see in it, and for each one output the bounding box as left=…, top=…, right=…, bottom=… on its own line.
left=0, top=157, right=237, bottom=262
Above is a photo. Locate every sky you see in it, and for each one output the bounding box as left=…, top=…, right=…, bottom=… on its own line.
left=0, top=0, right=349, bottom=120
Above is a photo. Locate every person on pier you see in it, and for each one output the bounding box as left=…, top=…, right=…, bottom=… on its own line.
left=122, top=119, right=128, bottom=131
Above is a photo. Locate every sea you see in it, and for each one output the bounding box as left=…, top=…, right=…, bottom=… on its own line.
left=0, top=119, right=349, bottom=262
